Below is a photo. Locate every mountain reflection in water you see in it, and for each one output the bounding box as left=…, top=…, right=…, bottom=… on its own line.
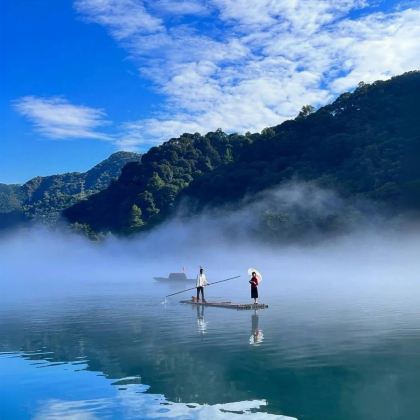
left=2, top=275, right=420, bottom=420
left=1, top=354, right=292, bottom=419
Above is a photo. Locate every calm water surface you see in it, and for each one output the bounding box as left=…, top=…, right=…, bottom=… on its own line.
left=1, top=277, right=420, bottom=420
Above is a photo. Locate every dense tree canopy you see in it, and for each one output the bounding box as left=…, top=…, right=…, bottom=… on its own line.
left=64, top=131, right=251, bottom=233
left=4, top=71, right=420, bottom=238
left=0, top=152, right=142, bottom=230
left=185, top=71, right=420, bottom=212
left=65, top=71, right=420, bottom=236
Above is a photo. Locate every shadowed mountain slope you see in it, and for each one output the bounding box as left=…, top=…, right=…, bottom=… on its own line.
left=63, top=71, right=420, bottom=237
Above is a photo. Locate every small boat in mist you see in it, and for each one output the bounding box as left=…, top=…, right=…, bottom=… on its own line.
left=154, top=272, right=195, bottom=282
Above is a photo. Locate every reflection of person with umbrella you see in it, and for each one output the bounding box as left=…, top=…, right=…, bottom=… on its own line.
left=248, top=268, right=262, bottom=304
left=249, top=310, right=264, bottom=345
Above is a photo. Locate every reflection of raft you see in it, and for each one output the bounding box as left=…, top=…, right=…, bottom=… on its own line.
left=154, top=273, right=195, bottom=282
left=180, top=300, right=268, bottom=310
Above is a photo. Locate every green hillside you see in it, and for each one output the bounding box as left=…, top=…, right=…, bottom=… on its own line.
left=64, top=131, right=251, bottom=233
left=0, top=151, right=142, bottom=229
left=64, top=72, right=420, bottom=236
left=64, top=71, right=420, bottom=237
left=185, top=73, right=420, bottom=210
left=0, top=184, right=23, bottom=213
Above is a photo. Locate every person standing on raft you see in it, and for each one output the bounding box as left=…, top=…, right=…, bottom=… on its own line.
left=249, top=271, right=259, bottom=304
left=196, top=267, right=208, bottom=302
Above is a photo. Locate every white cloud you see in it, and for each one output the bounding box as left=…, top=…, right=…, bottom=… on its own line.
left=329, top=8, right=420, bottom=92
left=73, top=1, right=420, bottom=149
left=212, top=0, right=367, bottom=29
left=150, top=0, right=209, bottom=16
left=14, top=96, right=111, bottom=141
left=37, top=390, right=296, bottom=420
left=74, top=0, right=163, bottom=39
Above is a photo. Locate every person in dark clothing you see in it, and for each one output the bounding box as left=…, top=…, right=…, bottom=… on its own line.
left=249, top=271, right=259, bottom=304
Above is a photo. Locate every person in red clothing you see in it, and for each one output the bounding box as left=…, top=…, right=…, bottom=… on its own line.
left=249, top=271, right=259, bottom=304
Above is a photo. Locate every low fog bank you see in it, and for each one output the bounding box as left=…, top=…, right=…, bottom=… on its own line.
left=176, top=181, right=393, bottom=244
left=1, top=216, right=420, bottom=301
left=1, top=181, right=419, bottom=302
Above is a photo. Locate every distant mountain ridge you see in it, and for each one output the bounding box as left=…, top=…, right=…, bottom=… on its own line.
left=0, top=184, right=23, bottom=213
left=64, top=131, right=250, bottom=234
left=0, top=151, right=142, bottom=229
left=64, top=71, right=420, bottom=238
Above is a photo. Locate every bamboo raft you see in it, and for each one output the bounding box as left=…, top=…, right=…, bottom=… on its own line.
left=180, top=300, right=268, bottom=310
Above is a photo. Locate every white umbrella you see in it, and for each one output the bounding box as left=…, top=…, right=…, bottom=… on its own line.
left=247, top=268, right=262, bottom=283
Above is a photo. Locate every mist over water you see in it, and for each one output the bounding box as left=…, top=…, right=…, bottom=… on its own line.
left=1, top=196, right=420, bottom=420
left=2, top=214, right=420, bottom=355
left=1, top=211, right=418, bottom=299
left=2, top=181, right=411, bottom=292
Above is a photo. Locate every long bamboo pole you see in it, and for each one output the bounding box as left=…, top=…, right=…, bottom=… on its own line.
left=165, top=275, right=241, bottom=298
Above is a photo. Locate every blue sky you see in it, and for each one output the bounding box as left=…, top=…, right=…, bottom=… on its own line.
left=1, top=0, right=420, bottom=183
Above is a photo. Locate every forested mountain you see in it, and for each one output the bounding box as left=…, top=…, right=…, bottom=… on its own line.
left=64, top=132, right=251, bottom=233
left=0, top=151, right=142, bottom=229
left=185, top=73, right=420, bottom=210
left=65, top=71, right=420, bottom=237
left=0, top=184, right=26, bottom=230
left=0, top=184, right=23, bottom=213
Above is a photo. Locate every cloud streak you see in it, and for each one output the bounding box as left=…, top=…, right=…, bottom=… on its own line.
left=14, top=96, right=111, bottom=141
left=73, top=0, right=420, bottom=148
left=75, top=0, right=163, bottom=39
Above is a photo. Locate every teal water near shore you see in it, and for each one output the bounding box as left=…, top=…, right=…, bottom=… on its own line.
left=1, top=277, right=420, bottom=420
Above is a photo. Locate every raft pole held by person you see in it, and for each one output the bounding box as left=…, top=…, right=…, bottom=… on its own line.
left=164, top=275, right=241, bottom=299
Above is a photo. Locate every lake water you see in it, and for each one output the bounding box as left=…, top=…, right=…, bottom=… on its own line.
left=1, top=273, right=420, bottom=420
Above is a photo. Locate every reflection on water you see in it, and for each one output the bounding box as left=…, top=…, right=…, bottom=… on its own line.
left=2, top=276, right=420, bottom=420
left=36, top=395, right=286, bottom=420
left=1, top=354, right=290, bottom=420
left=0, top=293, right=295, bottom=420
left=250, top=311, right=264, bottom=345
left=196, top=305, right=208, bottom=335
